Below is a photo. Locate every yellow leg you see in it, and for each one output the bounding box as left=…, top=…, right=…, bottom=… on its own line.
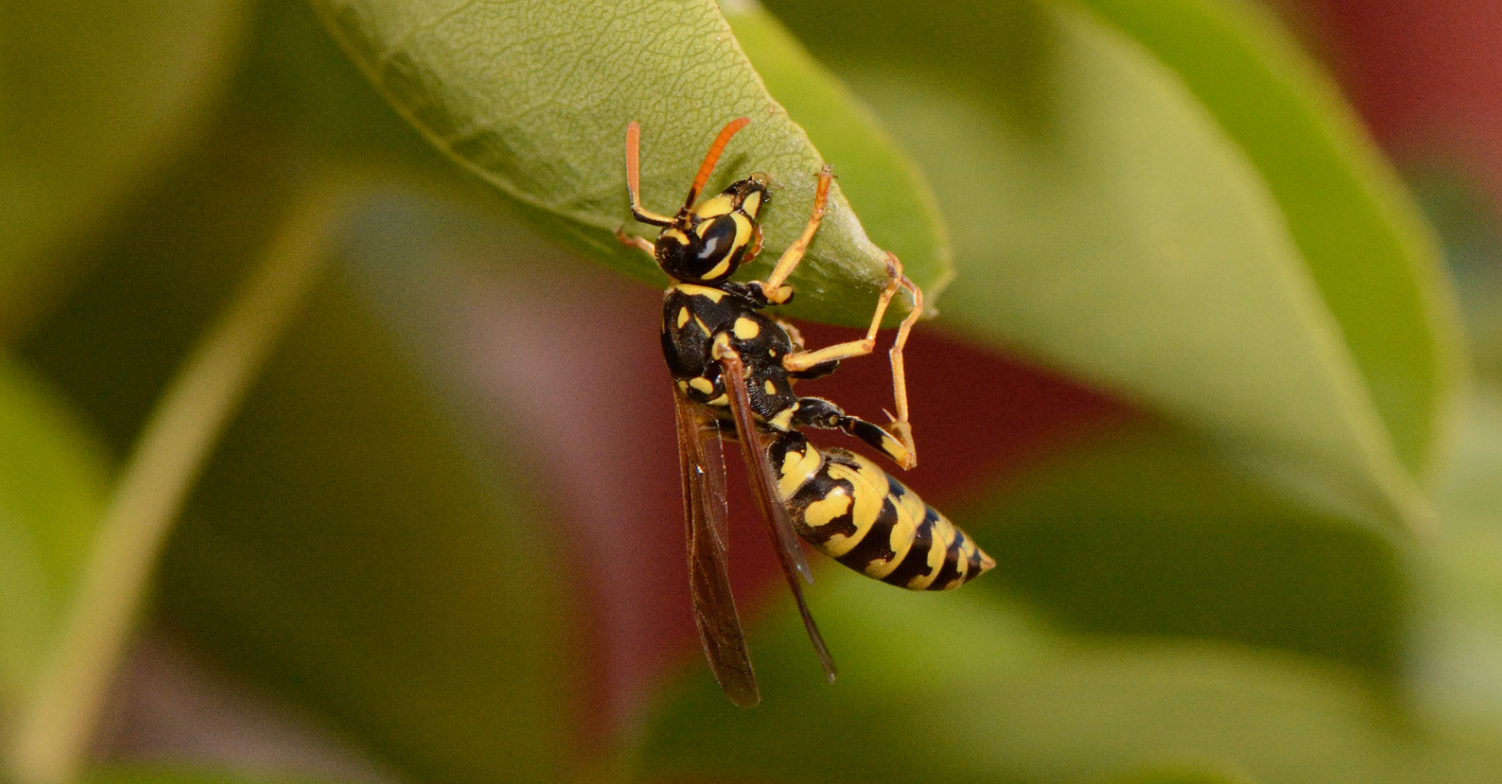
left=614, top=226, right=656, bottom=259
left=773, top=317, right=807, bottom=352
left=783, top=253, right=924, bottom=467
left=782, top=253, right=904, bottom=372
left=884, top=271, right=924, bottom=464
left=750, top=166, right=832, bottom=305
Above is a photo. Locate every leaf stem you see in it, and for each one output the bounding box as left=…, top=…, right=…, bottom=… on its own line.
left=5, top=176, right=357, bottom=784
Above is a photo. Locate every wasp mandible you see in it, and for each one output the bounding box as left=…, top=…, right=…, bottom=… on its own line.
left=618, top=118, right=993, bottom=707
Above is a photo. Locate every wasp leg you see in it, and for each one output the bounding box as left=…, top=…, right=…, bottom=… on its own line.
left=772, top=318, right=839, bottom=379
left=774, top=317, right=807, bottom=352
left=783, top=253, right=924, bottom=466
left=792, top=397, right=914, bottom=469
left=782, top=254, right=903, bottom=372
left=885, top=271, right=924, bottom=461
left=749, top=166, right=833, bottom=305
left=614, top=226, right=656, bottom=258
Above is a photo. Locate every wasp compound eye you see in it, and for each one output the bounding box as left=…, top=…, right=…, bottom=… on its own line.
left=691, top=215, right=741, bottom=275
left=656, top=214, right=746, bottom=283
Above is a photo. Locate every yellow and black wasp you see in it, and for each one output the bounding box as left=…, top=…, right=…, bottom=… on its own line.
left=618, top=118, right=993, bottom=707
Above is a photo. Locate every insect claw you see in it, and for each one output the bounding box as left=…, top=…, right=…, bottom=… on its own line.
left=889, top=420, right=916, bottom=455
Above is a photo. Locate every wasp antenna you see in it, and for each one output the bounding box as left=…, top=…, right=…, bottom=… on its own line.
left=626, top=121, right=643, bottom=204
left=684, top=117, right=751, bottom=212
left=626, top=120, right=675, bottom=227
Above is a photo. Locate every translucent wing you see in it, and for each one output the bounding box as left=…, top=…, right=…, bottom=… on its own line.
left=699, top=407, right=730, bottom=554
left=717, top=348, right=837, bottom=683
left=674, top=387, right=759, bottom=707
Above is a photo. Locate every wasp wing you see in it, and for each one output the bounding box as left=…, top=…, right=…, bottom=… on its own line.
left=717, top=348, right=837, bottom=683
left=698, top=406, right=731, bottom=555
left=674, top=387, right=759, bottom=707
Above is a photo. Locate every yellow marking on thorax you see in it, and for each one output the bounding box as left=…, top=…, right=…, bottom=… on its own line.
left=689, top=377, right=715, bottom=395
left=733, top=317, right=760, bottom=340
left=777, top=442, right=823, bottom=498
left=694, top=316, right=712, bottom=337
left=672, top=283, right=726, bottom=302
left=763, top=380, right=777, bottom=396
left=707, top=393, right=728, bottom=406
left=767, top=407, right=795, bottom=431
left=676, top=307, right=690, bottom=329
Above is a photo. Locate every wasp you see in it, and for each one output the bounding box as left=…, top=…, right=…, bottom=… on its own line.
left=618, top=118, right=993, bottom=707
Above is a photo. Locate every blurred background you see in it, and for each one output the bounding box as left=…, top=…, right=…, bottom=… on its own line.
left=5, top=1, right=1502, bottom=783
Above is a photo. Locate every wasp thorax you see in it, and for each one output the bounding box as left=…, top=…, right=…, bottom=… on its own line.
left=656, top=178, right=769, bottom=283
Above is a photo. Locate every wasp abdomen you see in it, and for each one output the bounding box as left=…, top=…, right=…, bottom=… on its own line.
left=770, top=433, right=993, bottom=591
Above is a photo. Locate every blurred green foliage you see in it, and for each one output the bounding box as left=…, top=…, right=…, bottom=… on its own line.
left=1, top=0, right=1501, bottom=783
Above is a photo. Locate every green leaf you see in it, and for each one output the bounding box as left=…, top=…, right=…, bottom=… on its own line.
left=758, top=0, right=1434, bottom=533
left=7, top=176, right=341, bottom=784
left=1102, top=769, right=1261, bottom=784
left=83, top=767, right=349, bottom=784
left=637, top=572, right=1502, bottom=784
left=20, top=152, right=577, bottom=782
left=960, top=421, right=1407, bottom=676
left=157, top=275, right=575, bottom=784
left=0, top=358, right=110, bottom=712
left=1416, top=384, right=1502, bottom=721
left=1076, top=0, right=1462, bottom=485
left=12, top=89, right=575, bottom=777
left=311, top=0, right=948, bottom=324
left=230, top=0, right=455, bottom=176
left=721, top=3, right=952, bottom=304
left=1410, top=167, right=1502, bottom=381
left=0, top=0, right=247, bottom=338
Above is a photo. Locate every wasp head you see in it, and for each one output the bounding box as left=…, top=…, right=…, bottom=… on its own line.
left=656, top=176, right=770, bottom=284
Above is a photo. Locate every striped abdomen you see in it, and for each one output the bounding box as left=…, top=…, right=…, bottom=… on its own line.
left=769, top=432, right=993, bottom=590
